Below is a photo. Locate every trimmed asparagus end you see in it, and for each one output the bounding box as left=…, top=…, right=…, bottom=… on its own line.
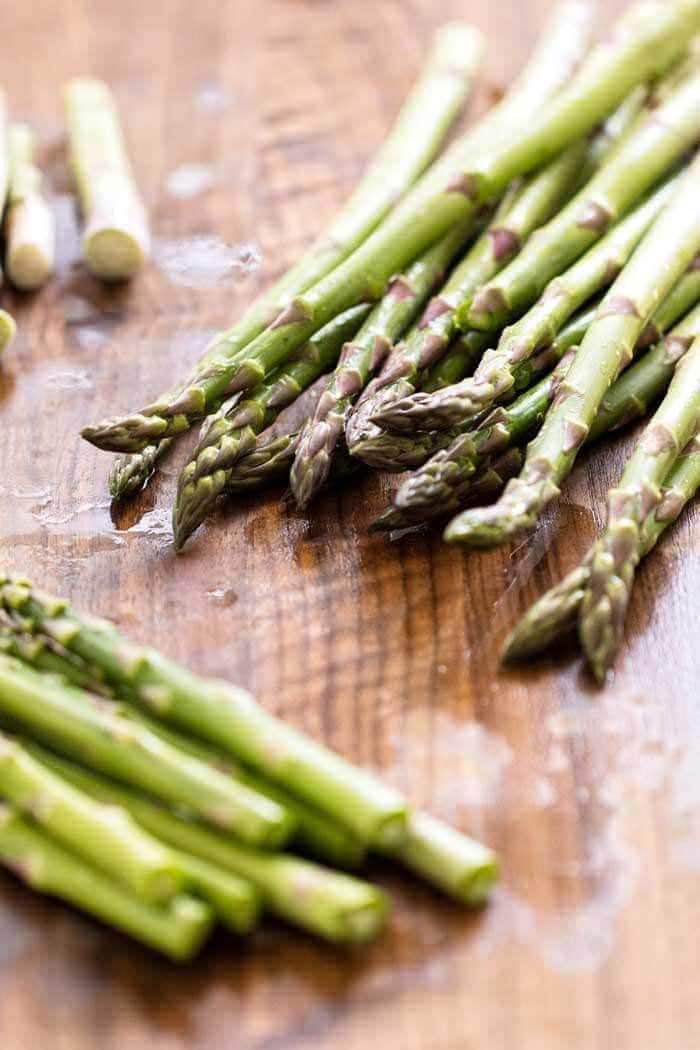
left=0, top=311, right=17, bottom=353
left=84, top=225, right=148, bottom=282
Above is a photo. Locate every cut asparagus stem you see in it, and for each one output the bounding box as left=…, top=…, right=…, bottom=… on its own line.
left=0, top=732, right=188, bottom=904
left=173, top=304, right=371, bottom=548
left=18, top=742, right=261, bottom=935
left=0, top=578, right=409, bottom=849
left=289, top=214, right=482, bottom=509
left=4, top=124, right=55, bottom=291
left=0, top=804, right=213, bottom=960
left=35, top=754, right=389, bottom=944
left=580, top=336, right=700, bottom=681
left=0, top=311, right=16, bottom=354
left=64, top=78, right=150, bottom=280
left=380, top=812, right=499, bottom=905
left=0, top=91, right=8, bottom=244
left=109, top=439, right=175, bottom=500
left=345, top=135, right=600, bottom=463
left=123, top=706, right=367, bottom=870
left=460, top=68, right=700, bottom=333
left=0, top=651, right=295, bottom=848
left=85, top=0, right=661, bottom=453
left=379, top=177, right=678, bottom=433
left=0, top=625, right=367, bottom=870
left=445, top=150, right=700, bottom=548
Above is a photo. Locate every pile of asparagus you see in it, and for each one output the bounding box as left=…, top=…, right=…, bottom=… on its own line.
left=82, top=1, right=700, bottom=681
left=0, top=574, right=498, bottom=960
left=0, top=78, right=150, bottom=352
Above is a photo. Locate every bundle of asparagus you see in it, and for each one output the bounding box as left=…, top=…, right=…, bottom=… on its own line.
left=0, top=576, right=498, bottom=959
left=80, top=1, right=700, bottom=677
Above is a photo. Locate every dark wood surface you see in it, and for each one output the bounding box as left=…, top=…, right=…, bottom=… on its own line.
left=1, top=1, right=698, bottom=1047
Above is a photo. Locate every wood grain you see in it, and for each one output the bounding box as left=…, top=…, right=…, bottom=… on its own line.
left=1, top=2, right=699, bottom=1048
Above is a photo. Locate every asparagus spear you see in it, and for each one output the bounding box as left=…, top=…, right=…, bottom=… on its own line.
left=0, top=624, right=367, bottom=870
left=4, top=124, right=55, bottom=290
left=378, top=177, right=678, bottom=433
left=0, top=805, right=213, bottom=960
left=15, top=740, right=261, bottom=934
left=375, top=259, right=700, bottom=524
left=173, top=304, right=371, bottom=548
left=65, top=78, right=150, bottom=281
left=0, top=732, right=188, bottom=904
left=289, top=214, right=485, bottom=509
left=35, top=753, right=389, bottom=944
left=344, top=137, right=592, bottom=457
left=580, top=337, right=700, bottom=681
left=0, top=652, right=295, bottom=848
left=460, top=68, right=700, bottom=333
left=503, top=429, right=700, bottom=663
left=84, top=0, right=693, bottom=454
left=293, top=137, right=590, bottom=507
left=363, top=303, right=596, bottom=478
left=445, top=150, right=700, bottom=548
left=0, top=578, right=409, bottom=848
left=109, top=439, right=175, bottom=500
left=0, top=311, right=16, bottom=354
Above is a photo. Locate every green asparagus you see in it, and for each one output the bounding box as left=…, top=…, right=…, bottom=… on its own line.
left=345, top=135, right=594, bottom=460
left=0, top=651, right=295, bottom=848
left=0, top=577, right=408, bottom=848
left=378, top=177, right=677, bottom=433
left=0, top=804, right=214, bottom=959
left=35, top=753, right=389, bottom=944
left=173, top=304, right=370, bottom=548
left=0, top=732, right=187, bottom=903
left=4, top=124, right=55, bottom=290
left=445, top=150, right=700, bottom=548
left=289, top=215, right=484, bottom=509
left=580, top=337, right=700, bottom=681
left=65, top=78, right=150, bottom=280
left=81, top=1, right=690, bottom=453
left=109, top=440, right=175, bottom=500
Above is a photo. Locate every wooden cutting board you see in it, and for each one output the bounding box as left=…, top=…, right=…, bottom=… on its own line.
left=1, top=1, right=698, bottom=1047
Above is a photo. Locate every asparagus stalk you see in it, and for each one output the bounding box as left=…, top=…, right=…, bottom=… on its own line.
left=460, top=69, right=700, bottom=333
left=173, top=304, right=371, bottom=548
left=0, top=732, right=188, bottom=904
left=16, top=741, right=262, bottom=935
left=64, top=78, right=150, bottom=280
left=421, top=331, right=492, bottom=392
left=0, top=91, right=8, bottom=252
left=378, top=177, right=678, bottom=433
left=289, top=215, right=484, bottom=509
left=84, top=0, right=693, bottom=454
left=0, top=652, right=295, bottom=848
left=0, top=624, right=367, bottom=870
left=125, top=706, right=367, bottom=870
left=4, top=124, right=55, bottom=290
left=0, top=805, right=214, bottom=960
left=0, top=311, right=16, bottom=354
left=580, top=337, right=700, bottom=681
left=382, top=812, right=499, bottom=905
left=0, top=578, right=409, bottom=848
left=445, top=150, right=700, bottom=548
left=109, top=439, right=175, bottom=500
left=35, top=754, right=389, bottom=944
left=345, top=139, right=595, bottom=463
